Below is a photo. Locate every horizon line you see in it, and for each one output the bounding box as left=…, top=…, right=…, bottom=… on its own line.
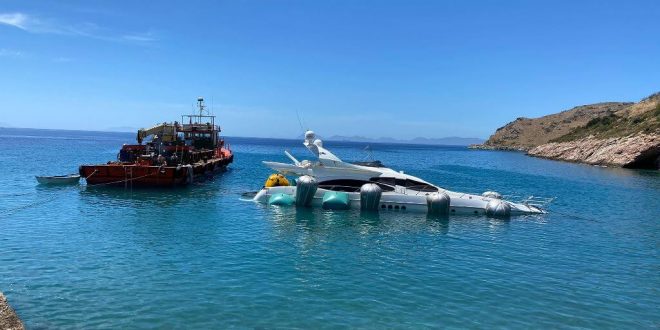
left=0, top=126, right=487, bottom=140
left=0, top=126, right=486, bottom=145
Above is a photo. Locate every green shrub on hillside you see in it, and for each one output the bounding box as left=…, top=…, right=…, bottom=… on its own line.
left=552, top=103, right=660, bottom=142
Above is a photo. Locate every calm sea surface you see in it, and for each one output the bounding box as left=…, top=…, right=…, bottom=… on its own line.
left=1, top=128, right=658, bottom=328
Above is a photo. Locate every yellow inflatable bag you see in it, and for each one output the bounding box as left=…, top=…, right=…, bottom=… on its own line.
left=265, top=174, right=290, bottom=187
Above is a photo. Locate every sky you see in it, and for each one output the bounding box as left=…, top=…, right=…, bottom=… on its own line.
left=0, top=0, right=659, bottom=139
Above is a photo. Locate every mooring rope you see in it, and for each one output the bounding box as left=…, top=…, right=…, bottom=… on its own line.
left=0, top=192, right=34, bottom=197
left=0, top=188, right=73, bottom=218
left=0, top=167, right=165, bottom=218
left=84, top=167, right=162, bottom=187
left=85, top=169, right=98, bottom=180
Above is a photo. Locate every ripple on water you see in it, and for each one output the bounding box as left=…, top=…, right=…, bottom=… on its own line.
left=0, top=133, right=658, bottom=328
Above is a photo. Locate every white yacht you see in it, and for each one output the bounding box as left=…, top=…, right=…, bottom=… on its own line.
left=252, top=131, right=550, bottom=217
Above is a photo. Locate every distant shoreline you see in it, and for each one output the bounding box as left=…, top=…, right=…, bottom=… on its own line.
left=0, top=127, right=484, bottom=147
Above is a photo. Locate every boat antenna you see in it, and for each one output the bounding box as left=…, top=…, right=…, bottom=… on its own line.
left=197, top=97, right=205, bottom=116
left=296, top=110, right=306, bottom=134
left=363, top=145, right=374, bottom=161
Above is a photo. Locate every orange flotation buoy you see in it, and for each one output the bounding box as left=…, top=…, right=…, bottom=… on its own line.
left=264, top=173, right=290, bottom=187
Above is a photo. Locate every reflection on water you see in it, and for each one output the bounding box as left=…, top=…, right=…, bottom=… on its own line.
left=263, top=204, right=516, bottom=243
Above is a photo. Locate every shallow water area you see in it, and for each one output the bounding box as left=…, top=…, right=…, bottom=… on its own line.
left=1, top=128, right=658, bottom=328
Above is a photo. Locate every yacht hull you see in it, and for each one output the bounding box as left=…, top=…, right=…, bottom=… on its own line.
left=253, top=186, right=544, bottom=216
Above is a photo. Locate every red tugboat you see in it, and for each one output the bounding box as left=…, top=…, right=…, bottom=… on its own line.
left=80, top=97, right=233, bottom=187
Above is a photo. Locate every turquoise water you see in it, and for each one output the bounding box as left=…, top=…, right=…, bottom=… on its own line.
left=1, top=128, right=658, bottom=328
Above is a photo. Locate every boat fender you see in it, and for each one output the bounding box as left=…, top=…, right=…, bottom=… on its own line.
left=427, top=192, right=451, bottom=215
left=360, top=183, right=382, bottom=211
left=295, top=175, right=318, bottom=207
left=322, top=191, right=350, bottom=210
left=482, top=191, right=502, bottom=199
left=268, top=193, right=295, bottom=206
left=485, top=200, right=511, bottom=218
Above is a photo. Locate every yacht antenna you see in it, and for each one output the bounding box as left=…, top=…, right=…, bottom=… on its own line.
left=363, top=145, right=375, bottom=161
left=296, top=110, right=306, bottom=134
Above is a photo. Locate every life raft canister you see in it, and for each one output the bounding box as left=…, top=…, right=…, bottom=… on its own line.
left=265, top=173, right=290, bottom=187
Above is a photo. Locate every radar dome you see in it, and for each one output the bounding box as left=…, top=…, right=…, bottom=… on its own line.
left=313, top=139, right=323, bottom=147
left=305, top=130, right=316, bottom=141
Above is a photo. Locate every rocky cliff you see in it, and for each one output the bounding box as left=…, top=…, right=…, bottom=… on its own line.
left=0, top=293, right=24, bottom=330
left=528, top=134, right=658, bottom=168
left=473, top=92, right=660, bottom=169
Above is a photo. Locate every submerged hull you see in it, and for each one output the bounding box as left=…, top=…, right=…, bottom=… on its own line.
left=80, top=154, right=233, bottom=187
left=253, top=186, right=545, bottom=216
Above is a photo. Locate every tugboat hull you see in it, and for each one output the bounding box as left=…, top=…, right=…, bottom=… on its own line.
left=80, top=154, right=233, bottom=187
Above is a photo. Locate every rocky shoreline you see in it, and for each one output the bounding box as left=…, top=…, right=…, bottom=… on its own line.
left=0, top=293, right=24, bottom=330
left=471, top=133, right=659, bottom=169
left=527, top=133, right=659, bottom=169
left=468, top=144, right=526, bottom=152
left=472, top=92, right=659, bottom=169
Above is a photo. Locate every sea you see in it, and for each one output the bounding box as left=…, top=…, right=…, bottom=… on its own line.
left=1, top=128, right=658, bottom=329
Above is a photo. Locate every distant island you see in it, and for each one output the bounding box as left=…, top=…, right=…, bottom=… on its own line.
left=471, top=92, right=659, bottom=169
left=0, top=126, right=484, bottom=147
left=303, top=135, right=484, bottom=146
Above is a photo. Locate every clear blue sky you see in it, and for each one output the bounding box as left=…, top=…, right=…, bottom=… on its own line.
left=1, top=0, right=658, bottom=139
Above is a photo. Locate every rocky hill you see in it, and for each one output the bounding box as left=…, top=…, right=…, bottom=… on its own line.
left=478, top=102, right=633, bottom=150
left=472, top=92, right=660, bottom=169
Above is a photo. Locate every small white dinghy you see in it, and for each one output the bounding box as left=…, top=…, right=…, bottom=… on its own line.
left=35, top=174, right=81, bottom=185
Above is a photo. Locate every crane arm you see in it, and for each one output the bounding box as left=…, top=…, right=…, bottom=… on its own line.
left=137, top=123, right=178, bottom=144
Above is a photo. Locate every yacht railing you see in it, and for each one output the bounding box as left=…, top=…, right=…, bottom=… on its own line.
left=450, top=192, right=556, bottom=209
left=503, top=195, right=555, bottom=209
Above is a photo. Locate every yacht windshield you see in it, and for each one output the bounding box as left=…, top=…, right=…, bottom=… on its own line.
left=369, top=177, right=438, bottom=192
left=351, top=160, right=385, bottom=168
left=318, top=179, right=395, bottom=192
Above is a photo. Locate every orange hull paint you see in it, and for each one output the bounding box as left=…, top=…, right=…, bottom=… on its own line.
left=80, top=153, right=233, bottom=187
